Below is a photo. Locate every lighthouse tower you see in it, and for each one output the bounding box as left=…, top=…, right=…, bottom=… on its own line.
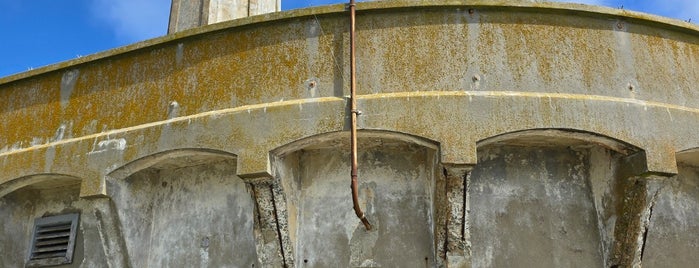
left=168, top=0, right=280, bottom=33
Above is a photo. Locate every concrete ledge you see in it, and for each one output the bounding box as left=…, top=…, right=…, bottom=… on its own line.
left=0, top=91, right=693, bottom=196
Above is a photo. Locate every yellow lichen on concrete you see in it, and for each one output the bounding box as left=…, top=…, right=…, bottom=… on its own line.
left=0, top=0, right=698, bottom=196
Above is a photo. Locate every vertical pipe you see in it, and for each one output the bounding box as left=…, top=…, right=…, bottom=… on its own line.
left=350, top=0, right=372, bottom=231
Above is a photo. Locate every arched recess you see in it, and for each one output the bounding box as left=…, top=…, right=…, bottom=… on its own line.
left=0, top=173, right=82, bottom=199
left=105, top=148, right=259, bottom=267
left=470, top=128, right=645, bottom=268
left=675, top=148, right=699, bottom=167
left=0, top=174, right=84, bottom=267
left=107, top=148, right=239, bottom=181
left=641, top=148, right=699, bottom=267
left=271, top=130, right=441, bottom=267
left=477, top=128, right=641, bottom=155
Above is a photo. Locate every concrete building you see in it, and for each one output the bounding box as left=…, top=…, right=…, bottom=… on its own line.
left=1, top=0, right=699, bottom=267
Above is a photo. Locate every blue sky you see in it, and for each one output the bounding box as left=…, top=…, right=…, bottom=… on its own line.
left=0, top=0, right=696, bottom=78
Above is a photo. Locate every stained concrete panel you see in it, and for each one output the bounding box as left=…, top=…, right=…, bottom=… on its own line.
left=110, top=159, right=258, bottom=267
left=0, top=191, right=35, bottom=267
left=642, top=164, right=699, bottom=268
left=290, top=143, right=437, bottom=267
left=0, top=183, right=104, bottom=267
left=471, top=146, right=604, bottom=268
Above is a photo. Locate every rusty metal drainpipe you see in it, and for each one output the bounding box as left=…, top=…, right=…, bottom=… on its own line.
left=349, top=0, right=372, bottom=231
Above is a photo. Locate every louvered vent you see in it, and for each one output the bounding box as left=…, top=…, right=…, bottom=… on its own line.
left=27, top=213, right=79, bottom=267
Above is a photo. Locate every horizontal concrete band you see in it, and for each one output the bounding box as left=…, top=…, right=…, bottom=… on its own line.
left=0, top=91, right=692, bottom=198
left=2, top=0, right=699, bottom=159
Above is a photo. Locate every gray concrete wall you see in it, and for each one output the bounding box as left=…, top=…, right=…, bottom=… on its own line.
left=0, top=181, right=106, bottom=268
left=0, top=159, right=258, bottom=267
left=109, top=158, right=259, bottom=267
left=642, top=164, right=699, bottom=268
left=277, top=139, right=439, bottom=267
left=471, top=145, right=604, bottom=267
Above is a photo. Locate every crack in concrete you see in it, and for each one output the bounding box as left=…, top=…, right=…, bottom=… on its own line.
left=269, top=184, right=288, bottom=267
left=639, top=181, right=664, bottom=264
left=639, top=202, right=653, bottom=262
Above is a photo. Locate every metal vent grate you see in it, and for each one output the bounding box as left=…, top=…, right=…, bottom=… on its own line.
left=27, top=213, right=79, bottom=267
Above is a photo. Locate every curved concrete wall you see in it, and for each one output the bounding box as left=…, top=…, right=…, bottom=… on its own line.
left=1, top=1, right=699, bottom=267
left=109, top=156, right=258, bottom=267
left=275, top=136, right=439, bottom=266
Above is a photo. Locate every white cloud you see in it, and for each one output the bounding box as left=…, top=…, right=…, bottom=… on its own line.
left=90, top=0, right=171, bottom=43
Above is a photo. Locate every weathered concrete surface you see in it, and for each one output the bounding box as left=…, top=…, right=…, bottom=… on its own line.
left=471, top=145, right=604, bottom=267
left=275, top=137, right=439, bottom=267
left=2, top=1, right=699, bottom=187
left=587, top=146, right=627, bottom=268
left=642, top=164, right=699, bottom=268
left=0, top=180, right=108, bottom=268
left=442, top=165, right=472, bottom=268
left=108, top=157, right=259, bottom=267
left=2, top=1, right=699, bottom=267
left=246, top=177, right=293, bottom=267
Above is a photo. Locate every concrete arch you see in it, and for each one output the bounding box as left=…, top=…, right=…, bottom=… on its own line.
left=271, top=129, right=442, bottom=266
left=107, top=148, right=238, bottom=181
left=270, top=130, right=439, bottom=158
left=0, top=173, right=82, bottom=199
left=105, top=147, right=259, bottom=267
left=0, top=173, right=88, bottom=267
left=675, top=147, right=699, bottom=167
left=470, top=127, right=650, bottom=267
left=476, top=128, right=643, bottom=155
